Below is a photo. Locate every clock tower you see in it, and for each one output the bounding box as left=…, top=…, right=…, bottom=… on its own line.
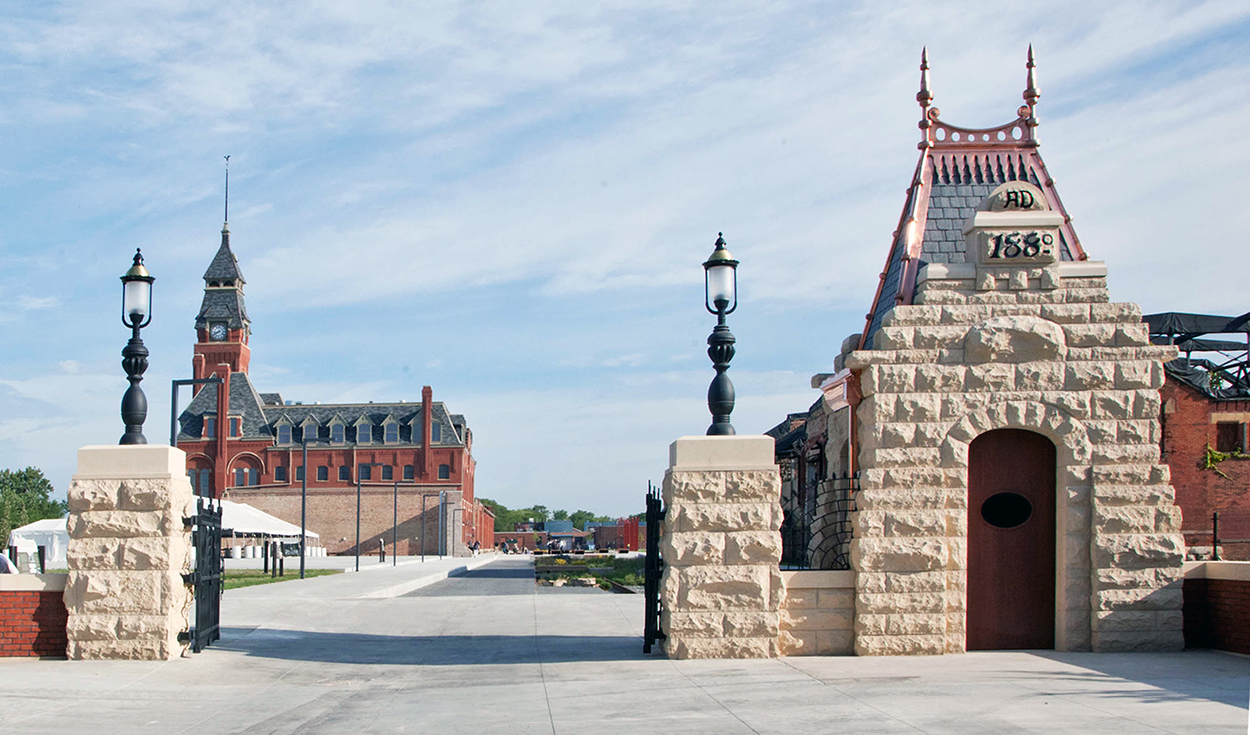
left=192, top=222, right=251, bottom=382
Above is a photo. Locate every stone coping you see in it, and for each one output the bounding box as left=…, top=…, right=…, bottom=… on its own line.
left=0, top=573, right=68, bottom=592
left=668, top=435, right=776, bottom=470
left=72, top=444, right=188, bottom=480
left=781, top=570, right=855, bottom=589
left=917, top=260, right=1108, bottom=283
left=1184, top=560, right=1250, bottom=582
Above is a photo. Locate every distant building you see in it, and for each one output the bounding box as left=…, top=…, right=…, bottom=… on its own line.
left=176, top=222, right=493, bottom=556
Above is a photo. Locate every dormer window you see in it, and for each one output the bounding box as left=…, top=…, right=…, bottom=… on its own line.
left=384, top=423, right=399, bottom=444
left=303, top=424, right=319, bottom=443
left=356, top=424, right=371, bottom=444
left=204, top=416, right=216, bottom=438
left=229, top=417, right=240, bottom=437
left=431, top=422, right=441, bottom=443
left=277, top=425, right=292, bottom=444
left=331, top=424, right=345, bottom=444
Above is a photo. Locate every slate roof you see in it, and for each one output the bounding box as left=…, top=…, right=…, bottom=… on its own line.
left=178, top=387, right=468, bottom=447
left=204, top=226, right=246, bottom=284
left=195, top=226, right=250, bottom=331
left=861, top=51, right=1085, bottom=350
left=1145, top=311, right=1250, bottom=400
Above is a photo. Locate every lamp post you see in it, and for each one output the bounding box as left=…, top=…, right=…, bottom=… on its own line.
left=355, top=462, right=385, bottom=572
left=300, top=437, right=310, bottom=579
left=703, top=233, right=739, bottom=435
left=119, top=249, right=155, bottom=445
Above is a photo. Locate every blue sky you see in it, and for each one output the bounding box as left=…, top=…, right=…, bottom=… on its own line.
left=2, top=2, right=1248, bottom=517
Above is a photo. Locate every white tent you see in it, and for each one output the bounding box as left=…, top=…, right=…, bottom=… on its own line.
left=220, top=500, right=318, bottom=539
left=7, top=517, right=69, bottom=569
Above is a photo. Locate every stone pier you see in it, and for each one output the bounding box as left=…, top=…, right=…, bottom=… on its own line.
left=660, top=436, right=784, bottom=659
left=64, top=445, right=194, bottom=660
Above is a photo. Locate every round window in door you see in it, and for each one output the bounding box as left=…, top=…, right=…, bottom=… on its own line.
left=980, top=492, right=1033, bottom=529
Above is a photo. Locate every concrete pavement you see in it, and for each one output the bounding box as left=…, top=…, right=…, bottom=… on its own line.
left=1, top=555, right=1247, bottom=734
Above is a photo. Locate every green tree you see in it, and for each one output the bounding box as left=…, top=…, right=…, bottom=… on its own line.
left=569, top=509, right=610, bottom=530
left=0, top=467, right=65, bottom=546
left=552, top=509, right=569, bottom=521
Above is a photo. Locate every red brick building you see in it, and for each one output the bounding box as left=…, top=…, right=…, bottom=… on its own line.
left=176, top=223, right=492, bottom=556
left=1149, top=312, right=1250, bottom=559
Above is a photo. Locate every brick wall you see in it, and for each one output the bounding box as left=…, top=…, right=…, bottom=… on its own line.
left=0, top=575, right=68, bottom=658
left=1161, top=380, right=1250, bottom=559
left=1183, top=561, right=1250, bottom=654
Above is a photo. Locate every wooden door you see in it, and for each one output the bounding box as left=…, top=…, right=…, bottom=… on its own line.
left=967, top=429, right=1056, bottom=650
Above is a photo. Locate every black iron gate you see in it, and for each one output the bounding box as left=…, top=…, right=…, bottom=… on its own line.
left=643, top=481, right=666, bottom=654
left=780, top=474, right=858, bottom=570
left=182, top=497, right=223, bottom=653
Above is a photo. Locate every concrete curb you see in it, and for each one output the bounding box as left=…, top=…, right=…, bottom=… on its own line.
left=355, top=554, right=503, bottom=598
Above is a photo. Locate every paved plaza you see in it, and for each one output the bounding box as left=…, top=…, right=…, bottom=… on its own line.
left=1, top=556, right=1247, bottom=734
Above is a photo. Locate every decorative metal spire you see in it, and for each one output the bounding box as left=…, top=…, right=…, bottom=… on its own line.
left=917, top=47, right=933, bottom=120
left=1022, top=45, right=1040, bottom=121
left=223, top=155, right=230, bottom=226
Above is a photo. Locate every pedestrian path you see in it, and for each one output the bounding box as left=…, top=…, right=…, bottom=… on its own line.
left=1, top=556, right=1246, bottom=734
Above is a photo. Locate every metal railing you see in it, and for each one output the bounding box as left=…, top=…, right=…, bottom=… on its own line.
left=780, top=474, right=857, bottom=571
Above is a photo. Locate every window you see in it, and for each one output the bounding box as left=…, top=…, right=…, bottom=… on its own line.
left=205, top=417, right=216, bottom=438
left=275, top=466, right=287, bottom=482
left=339, top=466, right=350, bottom=481
left=303, top=425, right=318, bottom=442
left=249, top=468, right=259, bottom=486
left=229, top=417, right=240, bottom=437
left=431, top=423, right=441, bottom=442
left=332, top=424, right=345, bottom=443
left=234, top=468, right=245, bottom=486
left=359, top=465, right=372, bottom=481
left=295, top=466, right=304, bottom=481
left=357, top=425, right=370, bottom=444
left=1216, top=422, right=1244, bottom=453
left=403, top=464, right=414, bottom=481
left=381, top=465, right=392, bottom=480
left=277, top=425, right=292, bottom=444
left=438, top=464, right=450, bottom=480
left=384, top=423, right=398, bottom=443
left=317, top=466, right=328, bottom=481
left=199, top=469, right=210, bottom=496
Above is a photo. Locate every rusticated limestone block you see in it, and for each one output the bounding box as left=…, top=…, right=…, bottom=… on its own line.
left=963, top=315, right=1067, bottom=364
left=661, top=436, right=781, bottom=659
left=64, top=445, right=194, bottom=661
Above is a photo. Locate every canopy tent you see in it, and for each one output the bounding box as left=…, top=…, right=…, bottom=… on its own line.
left=1145, top=311, right=1250, bottom=400
left=220, top=500, right=319, bottom=539
left=6, top=517, right=69, bottom=568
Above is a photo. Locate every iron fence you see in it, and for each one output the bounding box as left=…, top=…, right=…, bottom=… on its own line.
left=1185, top=509, right=1250, bottom=561
left=780, top=474, right=857, bottom=570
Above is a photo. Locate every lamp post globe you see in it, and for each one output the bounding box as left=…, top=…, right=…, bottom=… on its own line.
left=703, top=233, right=739, bottom=436
left=119, top=249, right=155, bottom=445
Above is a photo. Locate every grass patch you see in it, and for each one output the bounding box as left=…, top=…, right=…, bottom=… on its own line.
left=224, top=569, right=342, bottom=591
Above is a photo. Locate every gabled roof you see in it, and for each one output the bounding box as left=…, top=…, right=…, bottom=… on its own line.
left=861, top=48, right=1086, bottom=350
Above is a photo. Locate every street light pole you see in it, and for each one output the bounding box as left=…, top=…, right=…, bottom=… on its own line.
left=355, top=462, right=385, bottom=572
left=119, top=249, right=155, bottom=445
left=301, top=438, right=308, bottom=579
left=703, top=233, right=740, bottom=436
left=392, top=480, right=398, bottom=567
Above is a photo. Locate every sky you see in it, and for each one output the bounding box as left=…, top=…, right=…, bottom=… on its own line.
left=1, top=1, right=1248, bottom=517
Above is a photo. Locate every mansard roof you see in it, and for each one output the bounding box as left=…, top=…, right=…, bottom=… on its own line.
left=861, top=48, right=1086, bottom=350
left=176, top=372, right=271, bottom=442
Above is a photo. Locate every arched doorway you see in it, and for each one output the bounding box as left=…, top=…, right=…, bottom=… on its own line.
left=967, top=428, right=1056, bottom=650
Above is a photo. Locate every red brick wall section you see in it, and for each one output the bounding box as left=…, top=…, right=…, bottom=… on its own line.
left=0, top=591, right=67, bottom=657
left=1184, top=577, right=1250, bottom=654
left=1161, top=380, right=1250, bottom=559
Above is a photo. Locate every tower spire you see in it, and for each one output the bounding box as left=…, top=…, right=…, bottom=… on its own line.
left=1022, top=45, right=1039, bottom=122
left=223, top=155, right=230, bottom=227
left=917, top=47, right=933, bottom=115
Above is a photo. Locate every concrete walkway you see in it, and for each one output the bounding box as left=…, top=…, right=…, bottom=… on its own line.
left=1, top=555, right=1247, bottom=734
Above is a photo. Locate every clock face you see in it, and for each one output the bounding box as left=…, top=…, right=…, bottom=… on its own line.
left=209, top=323, right=227, bottom=341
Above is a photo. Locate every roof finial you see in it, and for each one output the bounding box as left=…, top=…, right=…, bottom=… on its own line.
left=917, top=47, right=933, bottom=112
left=1022, top=45, right=1039, bottom=117
left=223, top=155, right=230, bottom=227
